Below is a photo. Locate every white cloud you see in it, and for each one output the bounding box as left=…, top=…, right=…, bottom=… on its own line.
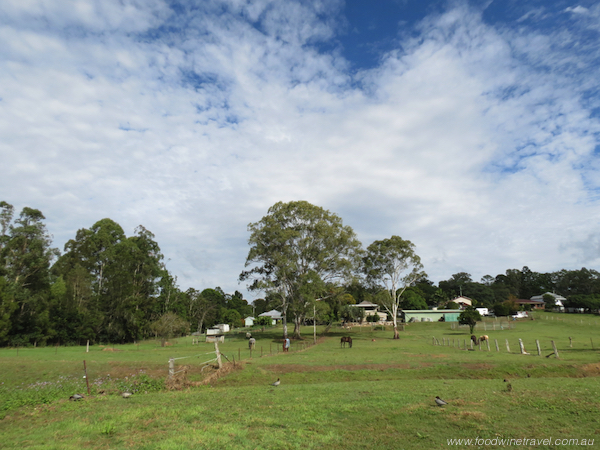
left=1, top=0, right=599, bottom=297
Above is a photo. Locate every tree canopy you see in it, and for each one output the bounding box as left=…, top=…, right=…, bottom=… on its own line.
left=240, top=201, right=362, bottom=338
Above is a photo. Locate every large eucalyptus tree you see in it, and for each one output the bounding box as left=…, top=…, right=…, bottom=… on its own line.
left=363, top=236, right=424, bottom=339
left=240, top=201, right=362, bottom=339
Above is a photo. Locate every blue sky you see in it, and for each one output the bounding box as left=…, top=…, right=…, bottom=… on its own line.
left=1, top=0, right=599, bottom=300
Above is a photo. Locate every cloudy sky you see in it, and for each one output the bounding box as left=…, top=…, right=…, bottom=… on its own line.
left=2, top=0, right=599, bottom=300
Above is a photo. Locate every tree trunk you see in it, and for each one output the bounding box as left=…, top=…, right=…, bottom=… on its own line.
left=293, top=314, right=303, bottom=339
left=393, top=325, right=400, bottom=339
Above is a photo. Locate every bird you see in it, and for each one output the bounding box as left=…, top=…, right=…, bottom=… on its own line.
left=435, top=396, right=448, bottom=406
left=69, top=394, right=84, bottom=401
left=121, top=392, right=133, bottom=399
left=271, top=378, right=280, bottom=387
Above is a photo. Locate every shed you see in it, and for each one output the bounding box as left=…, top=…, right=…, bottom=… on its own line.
left=401, top=309, right=463, bottom=323
left=244, top=316, right=255, bottom=327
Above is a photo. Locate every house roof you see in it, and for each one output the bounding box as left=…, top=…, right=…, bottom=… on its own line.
left=258, top=309, right=282, bottom=319
left=355, top=301, right=378, bottom=308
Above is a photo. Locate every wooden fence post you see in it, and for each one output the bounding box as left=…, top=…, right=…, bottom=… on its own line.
left=505, top=339, right=510, bottom=353
left=214, top=341, right=222, bottom=369
left=495, top=339, right=499, bottom=352
left=486, top=339, right=490, bottom=351
left=551, top=340, right=559, bottom=359
left=518, top=339, right=527, bottom=354
left=569, top=337, right=572, bottom=348
left=83, top=360, right=91, bottom=395
left=536, top=340, right=541, bottom=356
left=168, top=358, right=175, bottom=378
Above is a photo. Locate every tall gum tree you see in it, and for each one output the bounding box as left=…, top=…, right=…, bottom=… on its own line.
left=363, top=236, right=424, bottom=339
left=240, top=201, right=362, bottom=339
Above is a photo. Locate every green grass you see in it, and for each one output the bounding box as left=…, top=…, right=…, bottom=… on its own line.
left=1, top=312, right=599, bottom=449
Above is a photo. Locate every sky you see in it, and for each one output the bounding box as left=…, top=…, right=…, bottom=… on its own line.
left=1, top=0, right=600, bottom=301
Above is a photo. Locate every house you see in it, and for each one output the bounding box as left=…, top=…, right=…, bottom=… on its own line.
left=244, top=316, right=255, bottom=327
left=451, top=296, right=473, bottom=310
left=530, top=293, right=565, bottom=312
left=259, top=309, right=283, bottom=326
left=354, top=301, right=387, bottom=321
left=515, top=299, right=545, bottom=310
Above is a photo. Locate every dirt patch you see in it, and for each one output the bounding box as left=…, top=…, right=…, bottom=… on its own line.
left=264, top=363, right=411, bottom=374
left=165, top=362, right=243, bottom=390
left=462, top=363, right=495, bottom=370
left=580, top=363, right=600, bottom=376
left=101, top=347, right=121, bottom=352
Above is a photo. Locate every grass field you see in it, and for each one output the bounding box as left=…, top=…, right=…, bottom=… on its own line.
left=1, top=312, right=599, bottom=449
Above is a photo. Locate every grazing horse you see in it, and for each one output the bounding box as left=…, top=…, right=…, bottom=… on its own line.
left=479, top=335, right=489, bottom=343
left=471, top=334, right=479, bottom=345
left=341, top=336, right=352, bottom=348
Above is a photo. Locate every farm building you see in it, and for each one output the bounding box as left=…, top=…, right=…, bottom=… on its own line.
left=401, top=309, right=463, bottom=323
left=244, top=316, right=255, bottom=327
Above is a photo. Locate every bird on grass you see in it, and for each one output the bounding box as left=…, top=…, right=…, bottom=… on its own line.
left=271, top=378, right=280, bottom=387
left=121, top=392, right=133, bottom=399
left=435, top=396, right=448, bottom=407
left=69, top=394, right=84, bottom=401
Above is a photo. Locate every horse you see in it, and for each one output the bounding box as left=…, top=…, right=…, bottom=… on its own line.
left=479, top=335, right=489, bottom=343
left=341, top=336, right=352, bottom=348
left=471, top=334, right=479, bottom=345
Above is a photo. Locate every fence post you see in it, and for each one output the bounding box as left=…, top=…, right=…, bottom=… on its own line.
left=505, top=339, right=510, bottom=353
left=83, top=360, right=91, bottom=395
left=86, top=340, right=89, bottom=353
left=168, top=357, right=175, bottom=378
left=518, top=338, right=527, bottom=354
left=495, top=339, right=499, bottom=352
left=536, top=340, right=541, bottom=356
left=214, top=341, right=222, bottom=369
left=486, top=339, right=490, bottom=351
left=551, top=340, right=559, bottom=359
left=569, top=337, right=572, bottom=348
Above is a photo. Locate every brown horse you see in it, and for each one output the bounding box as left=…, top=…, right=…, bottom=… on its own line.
left=471, top=334, right=479, bottom=345
left=479, top=335, right=489, bottom=343
left=341, top=336, right=352, bottom=348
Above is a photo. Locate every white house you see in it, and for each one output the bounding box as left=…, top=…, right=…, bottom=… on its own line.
left=354, top=301, right=387, bottom=321
left=244, top=316, right=255, bottom=327
left=259, top=309, right=283, bottom=325
left=530, top=293, right=565, bottom=312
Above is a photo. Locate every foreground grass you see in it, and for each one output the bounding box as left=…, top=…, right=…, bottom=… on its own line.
left=1, top=312, right=599, bottom=449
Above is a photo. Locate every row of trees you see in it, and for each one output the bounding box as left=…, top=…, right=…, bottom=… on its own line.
left=0, top=201, right=253, bottom=346
left=240, top=201, right=600, bottom=340
left=2, top=199, right=598, bottom=345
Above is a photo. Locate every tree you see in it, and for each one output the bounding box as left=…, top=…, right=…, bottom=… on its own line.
left=363, top=236, right=424, bottom=339
left=150, top=312, right=189, bottom=347
left=240, top=201, right=362, bottom=339
left=1, top=205, right=58, bottom=345
left=458, top=307, right=482, bottom=334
